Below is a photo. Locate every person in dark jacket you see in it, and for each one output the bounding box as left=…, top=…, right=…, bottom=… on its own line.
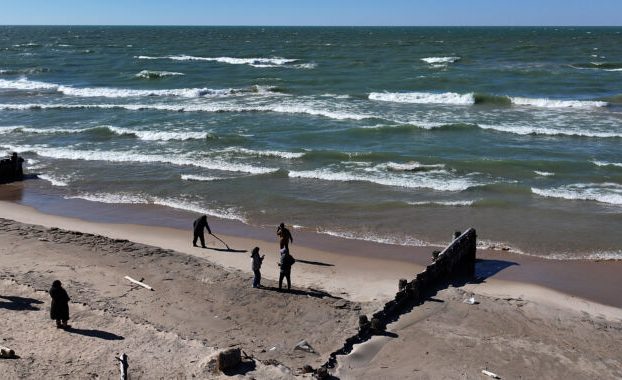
left=49, top=280, right=70, bottom=328
left=276, top=222, right=293, bottom=250
left=278, top=247, right=295, bottom=291
left=192, top=215, right=212, bottom=248
left=250, top=246, right=265, bottom=288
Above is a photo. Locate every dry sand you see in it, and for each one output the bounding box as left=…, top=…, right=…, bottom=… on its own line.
left=1, top=193, right=622, bottom=379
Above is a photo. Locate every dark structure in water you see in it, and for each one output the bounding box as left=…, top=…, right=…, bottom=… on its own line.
left=0, top=152, right=24, bottom=183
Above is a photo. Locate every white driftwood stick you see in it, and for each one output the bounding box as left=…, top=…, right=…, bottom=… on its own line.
left=0, top=345, right=15, bottom=358
left=124, top=276, right=154, bottom=291
left=482, top=369, right=501, bottom=379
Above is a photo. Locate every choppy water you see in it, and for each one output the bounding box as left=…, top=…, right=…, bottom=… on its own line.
left=1, top=26, right=621, bottom=259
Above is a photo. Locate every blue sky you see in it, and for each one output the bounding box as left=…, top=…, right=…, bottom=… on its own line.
left=1, top=0, right=620, bottom=26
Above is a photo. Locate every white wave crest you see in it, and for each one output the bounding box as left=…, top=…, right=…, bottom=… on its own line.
left=4, top=144, right=279, bottom=175
left=288, top=168, right=476, bottom=191
left=37, top=173, right=69, bottom=187
left=421, top=56, right=461, bottom=64
left=477, top=124, right=622, bottom=138
left=369, top=91, right=474, bottom=105
left=66, top=192, right=246, bottom=222
left=380, top=161, right=445, bottom=171
left=135, top=70, right=185, bottom=79
left=181, top=174, right=222, bottom=181
left=135, top=55, right=299, bottom=68
left=0, top=78, right=57, bottom=90
left=0, top=102, right=372, bottom=121
left=222, top=147, right=304, bottom=159
left=407, top=200, right=474, bottom=207
left=107, top=126, right=209, bottom=141
left=531, top=183, right=622, bottom=205
left=510, top=97, right=607, bottom=108
left=534, top=171, right=555, bottom=176
left=593, top=160, right=622, bottom=168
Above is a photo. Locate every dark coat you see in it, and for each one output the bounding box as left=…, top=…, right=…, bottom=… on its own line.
left=193, top=215, right=211, bottom=235
left=279, top=251, right=295, bottom=273
left=49, top=285, right=70, bottom=321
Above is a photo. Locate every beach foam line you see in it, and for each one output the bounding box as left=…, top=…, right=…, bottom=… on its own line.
left=368, top=91, right=608, bottom=108
left=65, top=192, right=246, bottom=222
left=317, top=228, right=428, bottom=247
left=134, top=55, right=301, bottom=68
left=476, top=123, right=622, bottom=138
left=2, top=144, right=279, bottom=175
left=288, top=167, right=478, bottom=192
left=531, top=183, right=622, bottom=205
left=36, top=173, right=69, bottom=187
left=0, top=103, right=374, bottom=121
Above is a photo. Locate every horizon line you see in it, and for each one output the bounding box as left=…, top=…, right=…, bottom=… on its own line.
left=1, top=24, right=621, bottom=28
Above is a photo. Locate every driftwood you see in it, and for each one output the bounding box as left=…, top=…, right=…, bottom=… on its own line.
left=124, top=276, right=154, bottom=291
left=116, top=353, right=129, bottom=380
left=0, top=345, right=15, bottom=358
left=482, top=369, right=501, bottom=379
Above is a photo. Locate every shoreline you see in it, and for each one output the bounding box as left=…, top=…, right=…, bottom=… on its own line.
left=2, top=181, right=622, bottom=309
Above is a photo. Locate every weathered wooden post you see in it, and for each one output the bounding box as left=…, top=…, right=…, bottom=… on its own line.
left=398, top=278, right=407, bottom=291
left=116, top=353, right=128, bottom=380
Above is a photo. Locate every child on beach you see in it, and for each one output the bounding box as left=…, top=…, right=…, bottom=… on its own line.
left=276, top=222, right=293, bottom=250
left=49, top=280, right=70, bottom=329
left=251, top=247, right=265, bottom=288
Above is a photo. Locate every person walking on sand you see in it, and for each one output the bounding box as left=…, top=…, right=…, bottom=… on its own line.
left=49, top=280, right=70, bottom=329
left=278, top=247, right=295, bottom=291
left=276, top=222, right=293, bottom=250
left=192, top=215, right=212, bottom=248
left=251, top=247, right=265, bottom=288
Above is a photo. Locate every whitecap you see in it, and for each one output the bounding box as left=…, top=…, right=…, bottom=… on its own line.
left=135, top=70, right=185, bottom=78
left=593, top=161, right=622, bottom=168
left=181, top=174, right=222, bottom=182
left=407, top=200, right=474, bottom=207
left=37, top=173, right=69, bottom=187
left=477, top=124, right=621, bottom=138
left=534, top=171, right=555, bottom=176
left=369, top=91, right=474, bottom=105
left=510, top=96, right=607, bottom=108
left=221, top=147, right=304, bottom=159
left=135, top=55, right=300, bottom=68
left=421, top=56, right=461, bottom=64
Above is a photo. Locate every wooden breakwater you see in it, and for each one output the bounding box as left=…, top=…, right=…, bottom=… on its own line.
left=320, top=228, right=477, bottom=374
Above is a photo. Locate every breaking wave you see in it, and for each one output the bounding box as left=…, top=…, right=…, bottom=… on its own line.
left=421, top=56, right=461, bottom=64
left=368, top=91, right=608, bottom=108
left=3, top=144, right=279, bottom=175
left=135, top=55, right=301, bottom=68
left=220, top=147, right=304, bottom=159
left=531, top=183, right=622, bottom=205
left=37, top=173, right=69, bottom=187
left=135, top=70, right=185, bottom=79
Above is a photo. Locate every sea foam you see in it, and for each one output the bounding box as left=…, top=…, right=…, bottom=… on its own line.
left=421, top=56, right=461, bottom=64
left=135, top=55, right=300, bottom=68
left=531, top=183, right=622, bottom=205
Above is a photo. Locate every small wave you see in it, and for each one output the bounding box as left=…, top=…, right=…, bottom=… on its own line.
left=593, top=160, right=622, bottom=168
left=37, top=173, right=69, bottom=187
left=477, top=124, right=622, bottom=138
left=65, top=192, right=246, bottom=222
left=380, top=161, right=445, bottom=172
left=135, top=70, right=185, bottom=79
left=221, top=147, right=304, bottom=159
left=534, top=171, right=554, bottom=176
left=318, top=228, right=428, bottom=246
left=181, top=174, right=222, bottom=181
left=531, top=183, right=622, bottom=205
left=135, top=55, right=302, bottom=68
left=4, top=144, right=279, bottom=175
left=0, top=102, right=375, bottom=121
left=421, top=56, right=461, bottom=64
left=369, top=91, right=474, bottom=105
left=368, top=90, right=608, bottom=108
left=107, top=126, right=210, bottom=141
left=407, top=200, right=474, bottom=207
left=288, top=168, right=477, bottom=191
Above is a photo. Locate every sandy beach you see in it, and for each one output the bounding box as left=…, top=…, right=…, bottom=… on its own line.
left=1, top=181, right=622, bottom=379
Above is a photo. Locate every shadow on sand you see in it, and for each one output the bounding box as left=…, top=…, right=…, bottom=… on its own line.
left=65, top=327, right=125, bottom=340
left=296, top=259, right=335, bottom=267
left=474, top=258, right=519, bottom=282
left=203, top=247, right=248, bottom=253
left=260, top=286, right=341, bottom=300
left=0, top=295, right=43, bottom=311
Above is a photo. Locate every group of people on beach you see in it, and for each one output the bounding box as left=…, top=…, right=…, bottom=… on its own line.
left=48, top=215, right=297, bottom=329
left=191, top=215, right=296, bottom=291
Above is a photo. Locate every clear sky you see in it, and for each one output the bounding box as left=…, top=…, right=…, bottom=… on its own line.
left=1, top=0, right=620, bottom=26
